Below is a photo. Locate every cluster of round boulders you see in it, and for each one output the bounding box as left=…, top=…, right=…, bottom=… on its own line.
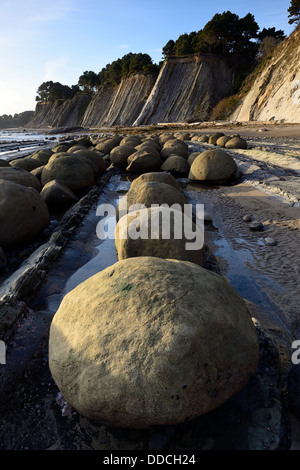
left=108, top=133, right=193, bottom=176
left=47, top=132, right=259, bottom=430
left=49, top=256, right=259, bottom=429
left=0, top=134, right=112, bottom=251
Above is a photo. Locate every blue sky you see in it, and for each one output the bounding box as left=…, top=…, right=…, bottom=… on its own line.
left=0, top=0, right=295, bottom=115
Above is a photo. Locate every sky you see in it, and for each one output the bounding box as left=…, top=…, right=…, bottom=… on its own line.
left=0, top=0, right=295, bottom=115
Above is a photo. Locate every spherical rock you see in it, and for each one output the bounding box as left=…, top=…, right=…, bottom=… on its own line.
left=161, top=155, right=190, bottom=175
left=115, top=206, right=204, bottom=266
left=216, top=136, right=231, bottom=147
left=110, top=145, right=136, bottom=168
left=49, top=256, right=259, bottom=428
left=0, top=167, right=41, bottom=192
left=225, top=137, right=248, bottom=150
left=0, top=179, right=49, bottom=246
left=126, top=150, right=162, bottom=174
left=208, top=133, right=225, bottom=145
left=160, top=139, right=189, bottom=161
left=130, top=172, right=181, bottom=192
left=72, top=149, right=106, bottom=176
left=117, top=181, right=188, bottom=221
left=41, top=155, right=94, bottom=191
left=188, top=149, right=237, bottom=183
left=40, top=180, right=79, bottom=208
left=10, top=157, right=43, bottom=172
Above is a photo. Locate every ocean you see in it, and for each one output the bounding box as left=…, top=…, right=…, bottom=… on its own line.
left=0, top=129, right=57, bottom=161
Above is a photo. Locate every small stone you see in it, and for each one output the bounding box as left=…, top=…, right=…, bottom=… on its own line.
left=265, top=237, right=277, bottom=246
left=249, top=221, right=264, bottom=231
left=243, top=215, right=252, bottom=222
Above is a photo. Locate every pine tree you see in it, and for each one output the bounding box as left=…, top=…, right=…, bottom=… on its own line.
left=288, top=0, right=300, bottom=24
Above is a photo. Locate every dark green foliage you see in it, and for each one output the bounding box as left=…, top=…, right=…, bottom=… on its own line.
left=288, top=0, right=300, bottom=24
left=96, top=53, right=159, bottom=89
left=257, top=27, right=285, bottom=41
left=0, top=111, right=34, bottom=129
left=162, top=39, right=175, bottom=57
left=78, top=71, right=100, bottom=92
left=35, top=81, right=79, bottom=103
left=163, top=11, right=260, bottom=59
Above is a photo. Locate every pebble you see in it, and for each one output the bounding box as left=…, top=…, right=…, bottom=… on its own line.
left=265, top=237, right=277, bottom=246
left=243, top=215, right=252, bottom=222
left=249, top=221, right=264, bottom=231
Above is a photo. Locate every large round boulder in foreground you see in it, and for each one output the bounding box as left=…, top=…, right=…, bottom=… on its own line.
left=189, top=149, right=237, bottom=183
left=0, top=179, right=49, bottom=246
left=115, top=207, right=204, bottom=266
left=49, top=256, right=259, bottom=429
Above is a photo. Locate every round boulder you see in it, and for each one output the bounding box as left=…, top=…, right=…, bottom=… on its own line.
left=0, top=167, right=41, bottom=192
left=188, top=149, right=237, bottom=183
left=161, top=155, right=190, bottom=175
left=40, top=180, right=79, bottom=208
left=208, top=133, right=225, bottom=145
left=41, top=155, right=95, bottom=191
left=225, top=137, right=248, bottom=149
left=126, top=150, right=162, bottom=174
left=10, top=157, right=43, bottom=172
left=0, top=179, right=49, bottom=246
left=117, top=181, right=188, bottom=221
left=130, top=172, right=181, bottom=192
left=115, top=206, right=204, bottom=266
left=49, top=256, right=259, bottom=428
left=72, top=149, right=107, bottom=176
left=160, top=140, right=189, bottom=161
left=110, top=145, right=137, bottom=169
left=216, top=136, right=231, bottom=147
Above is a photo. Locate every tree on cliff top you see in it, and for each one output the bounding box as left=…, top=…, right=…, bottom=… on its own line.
left=288, top=0, right=300, bottom=24
left=162, top=11, right=260, bottom=59
left=36, top=81, right=79, bottom=103
left=96, top=53, right=159, bottom=89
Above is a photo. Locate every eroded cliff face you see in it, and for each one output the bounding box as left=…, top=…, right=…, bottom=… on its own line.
left=81, top=73, right=156, bottom=128
left=27, top=94, right=91, bottom=129
left=231, top=27, right=300, bottom=123
left=134, top=55, right=235, bottom=125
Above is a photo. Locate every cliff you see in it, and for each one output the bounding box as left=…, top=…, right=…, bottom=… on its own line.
left=28, top=55, right=235, bottom=129
left=81, top=73, right=156, bottom=128
left=134, top=55, right=234, bottom=125
left=231, top=27, right=300, bottom=123
left=27, top=94, right=91, bottom=128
